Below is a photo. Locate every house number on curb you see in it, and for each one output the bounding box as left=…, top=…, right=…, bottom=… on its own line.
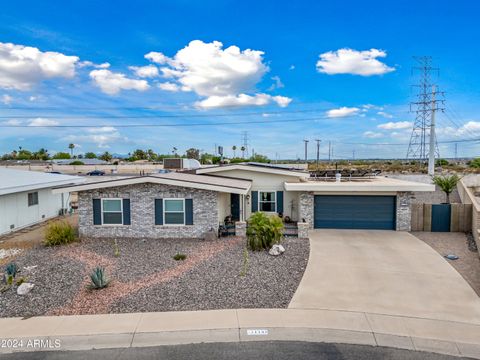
left=247, top=329, right=269, bottom=335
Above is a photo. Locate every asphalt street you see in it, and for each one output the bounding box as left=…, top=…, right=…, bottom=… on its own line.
left=0, top=341, right=473, bottom=360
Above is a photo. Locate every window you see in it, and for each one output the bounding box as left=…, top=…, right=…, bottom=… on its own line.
left=102, top=199, right=123, bottom=225
left=28, top=192, right=39, bottom=206
left=164, top=199, right=185, bottom=225
left=259, top=191, right=276, bottom=212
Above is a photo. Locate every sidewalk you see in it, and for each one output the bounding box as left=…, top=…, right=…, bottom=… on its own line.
left=1, top=309, right=480, bottom=358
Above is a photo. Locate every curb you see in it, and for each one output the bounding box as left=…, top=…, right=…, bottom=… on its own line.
left=0, top=309, right=479, bottom=358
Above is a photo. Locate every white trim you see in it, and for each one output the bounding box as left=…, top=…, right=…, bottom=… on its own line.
left=53, top=176, right=250, bottom=195
left=163, top=198, right=186, bottom=226
left=196, top=164, right=308, bottom=178
left=100, top=198, right=123, bottom=226
left=284, top=178, right=435, bottom=192
left=258, top=190, right=277, bottom=213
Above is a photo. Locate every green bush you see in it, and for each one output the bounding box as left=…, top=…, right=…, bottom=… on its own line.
left=436, top=159, right=449, bottom=166
left=44, top=221, right=77, bottom=246
left=469, top=158, right=480, bottom=168
left=5, top=262, right=18, bottom=277
left=89, top=267, right=109, bottom=289
left=246, top=212, right=284, bottom=251
left=69, top=160, right=84, bottom=165
left=173, top=253, right=187, bottom=261
left=432, top=174, right=461, bottom=203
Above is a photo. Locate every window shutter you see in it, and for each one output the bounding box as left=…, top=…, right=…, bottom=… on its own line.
left=251, top=191, right=258, bottom=212
left=93, top=199, right=101, bottom=225
left=276, top=191, right=284, bottom=214
left=123, top=199, right=131, bottom=225
left=154, top=199, right=163, bottom=225
left=185, top=199, right=193, bottom=225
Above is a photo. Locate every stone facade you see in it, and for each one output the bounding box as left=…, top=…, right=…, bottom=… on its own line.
left=396, top=191, right=412, bottom=231
left=235, top=221, right=247, bottom=238
left=297, top=222, right=309, bottom=238
left=299, top=192, right=314, bottom=229
left=78, top=183, right=218, bottom=239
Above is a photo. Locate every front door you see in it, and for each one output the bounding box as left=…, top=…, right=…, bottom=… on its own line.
left=231, top=194, right=240, bottom=221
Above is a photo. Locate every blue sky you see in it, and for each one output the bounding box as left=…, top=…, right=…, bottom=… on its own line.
left=0, top=0, right=479, bottom=159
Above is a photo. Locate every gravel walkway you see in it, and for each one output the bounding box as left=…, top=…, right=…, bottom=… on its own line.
left=412, top=232, right=480, bottom=297
left=0, top=237, right=309, bottom=317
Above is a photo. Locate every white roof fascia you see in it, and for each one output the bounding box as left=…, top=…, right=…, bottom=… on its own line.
left=284, top=180, right=435, bottom=193
left=197, top=164, right=308, bottom=178
left=52, top=177, right=251, bottom=195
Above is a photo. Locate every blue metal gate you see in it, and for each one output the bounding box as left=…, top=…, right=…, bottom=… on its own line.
left=431, top=204, right=451, bottom=232
left=314, top=195, right=396, bottom=230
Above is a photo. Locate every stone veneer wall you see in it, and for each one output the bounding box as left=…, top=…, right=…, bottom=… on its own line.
left=78, top=183, right=218, bottom=239
left=299, top=192, right=314, bottom=229
left=396, top=192, right=412, bottom=231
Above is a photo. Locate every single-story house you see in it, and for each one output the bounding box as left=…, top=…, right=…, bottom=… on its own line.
left=0, top=168, right=84, bottom=235
left=54, top=163, right=434, bottom=239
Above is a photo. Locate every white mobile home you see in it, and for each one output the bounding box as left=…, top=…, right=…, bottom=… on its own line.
left=0, top=168, right=84, bottom=235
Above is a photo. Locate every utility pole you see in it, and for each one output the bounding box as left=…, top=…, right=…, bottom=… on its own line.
left=315, top=139, right=321, bottom=169
left=328, top=141, right=331, bottom=162
left=303, top=139, right=309, bottom=164
left=428, top=85, right=437, bottom=175
left=407, top=56, right=444, bottom=165
left=455, top=143, right=458, bottom=161
left=352, top=149, right=356, bottom=161
left=241, top=131, right=250, bottom=158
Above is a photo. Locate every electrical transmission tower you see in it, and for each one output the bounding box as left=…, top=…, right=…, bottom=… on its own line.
left=406, top=56, right=444, bottom=163
left=241, top=131, right=250, bottom=158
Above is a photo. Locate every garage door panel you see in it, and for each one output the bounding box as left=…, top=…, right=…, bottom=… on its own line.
left=314, top=195, right=395, bottom=230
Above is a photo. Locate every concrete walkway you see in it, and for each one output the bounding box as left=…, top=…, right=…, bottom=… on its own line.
left=289, top=229, right=480, bottom=324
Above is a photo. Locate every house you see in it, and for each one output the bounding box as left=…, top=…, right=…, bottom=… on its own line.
left=0, top=168, right=84, bottom=235
left=56, top=163, right=434, bottom=239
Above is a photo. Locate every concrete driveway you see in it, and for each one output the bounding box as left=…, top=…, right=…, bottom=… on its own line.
left=289, top=229, right=480, bottom=324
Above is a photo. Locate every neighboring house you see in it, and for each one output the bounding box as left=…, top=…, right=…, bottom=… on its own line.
left=0, top=168, right=84, bottom=235
left=58, top=162, right=434, bottom=240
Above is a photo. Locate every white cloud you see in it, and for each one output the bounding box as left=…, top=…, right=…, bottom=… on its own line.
left=326, top=106, right=360, bottom=118
left=316, top=48, right=395, bottom=76
left=1, top=94, right=13, bottom=105
left=158, top=82, right=180, bottom=92
left=0, top=42, right=79, bottom=90
left=28, top=118, right=59, bottom=126
left=377, top=111, right=393, bottom=118
left=128, top=65, right=159, bottom=78
left=3, top=119, right=22, bottom=125
left=79, top=61, right=110, bottom=69
left=363, top=131, right=383, bottom=139
left=268, top=75, right=284, bottom=91
left=67, top=126, right=126, bottom=148
left=195, top=93, right=291, bottom=109
left=378, top=121, right=412, bottom=130
left=89, top=69, right=150, bottom=95
left=145, top=40, right=291, bottom=108
left=289, top=65, right=295, bottom=70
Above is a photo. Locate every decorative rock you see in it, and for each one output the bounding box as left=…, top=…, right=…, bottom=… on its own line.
left=269, top=244, right=285, bottom=256
left=17, top=283, right=34, bottom=295
left=204, top=229, right=218, bottom=241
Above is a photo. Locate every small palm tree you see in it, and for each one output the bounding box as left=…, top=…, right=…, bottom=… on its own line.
left=432, top=174, right=460, bottom=203
left=68, top=143, right=75, bottom=157
left=232, top=145, right=237, bottom=158
left=240, top=146, right=246, bottom=158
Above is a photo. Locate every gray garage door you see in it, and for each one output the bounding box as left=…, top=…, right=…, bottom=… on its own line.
left=314, top=195, right=396, bottom=230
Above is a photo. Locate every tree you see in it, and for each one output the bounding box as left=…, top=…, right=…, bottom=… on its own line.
left=32, top=148, right=49, bottom=160
left=249, top=154, right=270, bottom=163
left=69, top=160, right=84, bottom=165
left=84, top=152, right=97, bottom=159
left=232, top=145, right=237, bottom=158
left=146, top=149, right=157, bottom=161
left=432, top=174, right=460, bottom=203
left=436, top=159, right=449, bottom=166
left=16, top=149, right=32, bottom=160
left=130, top=149, right=147, bottom=161
left=99, top=151, right=112, bottom=162
left=53, top=152, right=71, bottom=159
left=185, top=148, right=200, bottom=160
left=240, top=146, right=246, bottom=158
left=68, top=143, right=75, bottom=157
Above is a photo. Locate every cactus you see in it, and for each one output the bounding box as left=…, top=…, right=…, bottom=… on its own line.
left=89, top=267, right=110, bottom=289
left=5, top=262, right=18, bottom=277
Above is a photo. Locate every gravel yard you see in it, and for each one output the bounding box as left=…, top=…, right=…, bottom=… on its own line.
left=0, top=236, right=309, bottom=317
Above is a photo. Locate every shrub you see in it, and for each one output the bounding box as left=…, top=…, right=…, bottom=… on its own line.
left=5, top=262, right=18, bottom=277
left=44, top=221, right=77, bottom=246
left=246, top=212, right=284, bottom=251
left=113, top=239, right=120, bottom=257
left=436, top=159, right=449, bottom=166
left=173, top=253, right=187, bottom=261
left=16, top=277, right=26, bottom=286
left=469, top=158, right=480, bottom=168
left=69, top=160, right=84, bottom=165
left=432, top=174, right=461, bottom=203
left=89, top=267, right=109, bottom=289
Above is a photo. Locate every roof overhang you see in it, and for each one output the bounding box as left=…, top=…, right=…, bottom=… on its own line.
left=284, top=177, right=435, bottom=193
left=0, top=177, right=85, bottom=196
left=52, top=175, right=251, bottom=195
left=196, top=164, right=309, bottom=178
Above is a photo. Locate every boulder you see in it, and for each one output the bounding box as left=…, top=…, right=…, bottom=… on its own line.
left=17, top=283, right=34, bottom=295
left=204, top=229, right=218, bottom=241
left=269, top=244, right=285, bottom=256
